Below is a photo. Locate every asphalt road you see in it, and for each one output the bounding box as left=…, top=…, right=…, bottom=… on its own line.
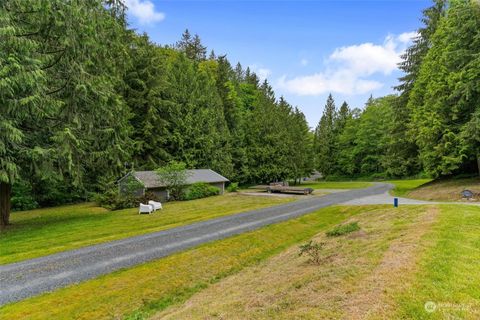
left=0, top=183, right=391, bottom=306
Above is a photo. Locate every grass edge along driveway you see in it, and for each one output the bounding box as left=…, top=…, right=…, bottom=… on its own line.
left=0, top=194, right=294, bottom=265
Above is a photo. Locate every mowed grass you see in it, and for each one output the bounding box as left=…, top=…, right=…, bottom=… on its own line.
left=297, top=181, right=373, bottom=190
left=154, top=205, right=435, bottom=319
left=0, top=194, right=294, bottom=265
left=0, top=205, right=363, bottom=320
left=394, top=204, right=480, bottom=319
left=155, top=204, right=480, bottom=320
left=387, top=179, right=432, bottom=197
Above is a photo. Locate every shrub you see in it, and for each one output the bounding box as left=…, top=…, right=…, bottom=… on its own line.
left=32, top=178, right=86, bottom=207
left=11, top=181, right=38, bottom=211
left=95, top=187, right=162, bottom=211
left=299, top=240, right=325, bottom=265
left=227, top=182, right=239, bottom=192
left=370, top=172, right=387, bottom=180
left=183, top=182, right=219, bottom=201
left=326, top=222, right=360, bottom=237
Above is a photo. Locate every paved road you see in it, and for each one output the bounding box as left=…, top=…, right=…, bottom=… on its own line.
left=0, top=183, right=391, bottom=306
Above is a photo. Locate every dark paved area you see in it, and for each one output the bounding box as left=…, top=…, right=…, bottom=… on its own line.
left=0, top=183, right=391, bottom=306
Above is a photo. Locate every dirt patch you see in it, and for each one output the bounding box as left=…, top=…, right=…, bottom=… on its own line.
left=152, top=206, right=439, bottom=320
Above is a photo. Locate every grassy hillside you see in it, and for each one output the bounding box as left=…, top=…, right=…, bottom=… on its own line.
left=153, top=204, right=479, bottom=320
left=406, top=178, right=480, bottom=202
left=0, top=194, right=294, bottom=265
left=388, top=179, right=432, bottom=197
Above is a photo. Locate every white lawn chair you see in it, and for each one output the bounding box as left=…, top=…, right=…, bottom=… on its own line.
left=139, top=203, right=154, bottom=214
left=148, top=200, right=163, bottom=211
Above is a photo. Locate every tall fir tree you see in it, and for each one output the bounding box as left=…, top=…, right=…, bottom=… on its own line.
left=387, top=0, right=446, bottom=177
left=0, top=0, right=132, bottom=226
left=314, top=94, right=337, bottom=176
left=409, top=0, right=480, bottom=177
left=125, top=33, right=170, bottom=169
left=175, top=29, right=207, bottom=62
left=0, top=0, right=49, bottom=225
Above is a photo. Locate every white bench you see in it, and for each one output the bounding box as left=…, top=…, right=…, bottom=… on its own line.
left=148, top=200, right=163, bottom=211
left=139, top=203, right=154, bottom=214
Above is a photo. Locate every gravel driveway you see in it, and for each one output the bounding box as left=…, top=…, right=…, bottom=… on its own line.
left=0, top=183, right=391, bottom=306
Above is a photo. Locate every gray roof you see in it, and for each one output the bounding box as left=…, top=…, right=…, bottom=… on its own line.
left=130, top=169, right=229, bottom=189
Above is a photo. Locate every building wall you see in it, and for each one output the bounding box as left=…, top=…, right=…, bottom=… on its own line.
left=148, top=188, right=169, bottom=202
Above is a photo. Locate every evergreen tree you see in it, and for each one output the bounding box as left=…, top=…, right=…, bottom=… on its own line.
left=336, top=101, right=351, bottom=133
left=409, top=0, right=480, bottom=177
left=387, top=0, right=446, bottom=177
left=332, top=101, right=351, bottom=174
left=0, top=0, right=48, bottom=225
left=125, top=33, right=170, bottom=169
left=314, top=94, right=337, bottom=176
left=0, top=0, right=132, bottom=225
left=175, top=29, right=207, bottom=61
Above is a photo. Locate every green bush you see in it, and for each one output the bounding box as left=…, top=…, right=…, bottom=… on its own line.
left=326, top=222, right=360, bottom=237
left=227, top=182, right=239, bottom=192
left=183, top=182, right=219, bottom=201
left=95, top=188, right=162, bottom=211
left=11, top=181, right=39, bottom=211
left=370, top=172, right=387, bottom=180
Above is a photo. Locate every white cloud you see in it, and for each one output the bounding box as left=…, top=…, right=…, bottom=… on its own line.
left=398, top=31, right=418, bottom=44
left=277, top=32, right=415, bottom=96
left=250, top=65, right=272, bottom=81
left=125, top=0, right=165, bottom=25
left=300, top=58, right=309, bottom=66
left=278, top=72, right=382, bottom=96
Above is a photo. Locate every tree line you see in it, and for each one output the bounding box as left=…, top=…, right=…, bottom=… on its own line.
left=313, top=0, right=480, bottom=180
left=2, top=0, right=479, bottom=226
left=0, top=0, right=313, bottom=225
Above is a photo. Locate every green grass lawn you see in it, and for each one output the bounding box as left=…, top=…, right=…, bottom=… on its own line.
left=387, top=179, right=433, bottom=197
left=394, top=204, right=480, bottom=319
left=0, top=205, right=362, bottom=320
left=296, top=181, right=373, bottom=189
left=0, top=194, right=294, bottom=265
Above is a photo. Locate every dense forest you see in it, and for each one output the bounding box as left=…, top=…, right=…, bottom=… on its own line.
left=0, top=0, right=313, bottom=224
left=314, top=0, right=480, bottom=180
left=1, top=0, right=479, bottom=226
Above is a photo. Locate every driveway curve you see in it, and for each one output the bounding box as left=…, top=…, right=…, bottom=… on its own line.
left=0, top=183, right=392, bottom=306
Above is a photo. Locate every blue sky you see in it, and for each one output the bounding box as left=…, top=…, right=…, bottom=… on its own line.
left=124, top=0, right=430, bottom=127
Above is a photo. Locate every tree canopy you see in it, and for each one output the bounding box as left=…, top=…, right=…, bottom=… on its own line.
left=0, top=0, right=313, bottom=225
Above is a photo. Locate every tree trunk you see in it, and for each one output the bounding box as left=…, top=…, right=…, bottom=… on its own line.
left=0, top=182, right=11, bottom=227
left=477, top=155, right=480, bottom=177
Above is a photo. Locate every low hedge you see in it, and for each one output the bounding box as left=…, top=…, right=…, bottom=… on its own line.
left=183, top=182, right=220, bottom=201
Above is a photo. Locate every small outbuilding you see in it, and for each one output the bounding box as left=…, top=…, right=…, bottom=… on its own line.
left=118, top=169, right=229, bottom=201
